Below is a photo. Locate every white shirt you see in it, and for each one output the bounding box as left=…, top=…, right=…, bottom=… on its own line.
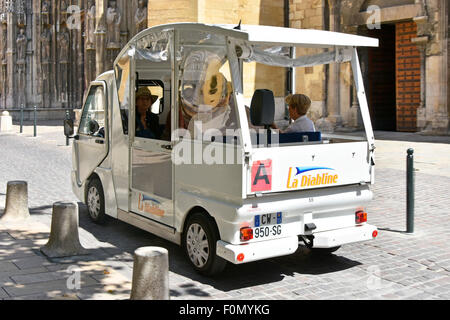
left=284, top=115, right=315, bottom=133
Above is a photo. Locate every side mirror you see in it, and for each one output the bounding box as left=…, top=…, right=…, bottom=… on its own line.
left=88, top=119, right=99, bottom=135
left=64, top=119, right=74, bottom=137
left=250, top=89, right=275, bottom=128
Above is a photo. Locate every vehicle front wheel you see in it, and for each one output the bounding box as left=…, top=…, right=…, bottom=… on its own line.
left=86, top=177, right=107, bottom=224
left=182, top=212, right=227, bottom=276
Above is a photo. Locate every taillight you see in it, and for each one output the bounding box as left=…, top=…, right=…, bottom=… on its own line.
left=240, top=227, right=253, bottom=241
left=372, top=230, right=378, bottom=238
left=237, top=253, right=245, bottom=262
left=355, top=210, right=367, bottom=224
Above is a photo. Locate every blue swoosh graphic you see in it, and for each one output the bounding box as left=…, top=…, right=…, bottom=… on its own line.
left=295, top=167, right=334, bottom=176
left=141, top=194, right=161, bottom=204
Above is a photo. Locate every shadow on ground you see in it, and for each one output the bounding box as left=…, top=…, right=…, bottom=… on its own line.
left=76, top=203, right=361, bottom=297
left=29, top=205, right=53, bottom=215
left=0, top=228, right=131, bottom=300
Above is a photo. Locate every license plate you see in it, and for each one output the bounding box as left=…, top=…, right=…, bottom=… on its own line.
left=254, top=212, right=282, bottom=227
left=254, top=225, right=282, bottom=239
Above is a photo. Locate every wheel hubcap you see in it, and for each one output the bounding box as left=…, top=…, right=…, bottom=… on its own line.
left=186, top=223, right=209, bottom=268
left=87, top=186, right=100, bottom=218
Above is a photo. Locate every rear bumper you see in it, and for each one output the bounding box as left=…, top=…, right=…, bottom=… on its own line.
left=312, top=223, right=377, bottom=248
left=216, top=224, right=377, bottom=264
left=216, top=236, right=298, bottom=264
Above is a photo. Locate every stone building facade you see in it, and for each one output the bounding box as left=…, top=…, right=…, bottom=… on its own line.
left=289, top=0, right=449, bottom=134
left=0, top=0, right=448, bottom=134
left=0, top=0, right=149, bottom=119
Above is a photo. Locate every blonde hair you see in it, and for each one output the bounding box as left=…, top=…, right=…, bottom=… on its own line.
left=286, top=94, right=311, bottom=116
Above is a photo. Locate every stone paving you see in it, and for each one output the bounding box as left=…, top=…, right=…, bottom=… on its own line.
left=0, top=123, right=450, bottom=300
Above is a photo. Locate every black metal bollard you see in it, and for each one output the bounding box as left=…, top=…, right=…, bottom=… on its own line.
left=33, top=106, right=37, bottom=137
left=20, top=104, right=23, bottom=133
left=406, top=148, right=414, bottom=233
left=65, top=110, right=70, bottom=146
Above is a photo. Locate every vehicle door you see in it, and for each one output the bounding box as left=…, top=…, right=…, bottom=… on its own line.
left=74, top=81, right=108, bottom=186
left=129, top=75, right=174, bottom=227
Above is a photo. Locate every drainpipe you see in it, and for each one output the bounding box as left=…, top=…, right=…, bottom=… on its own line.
left=284, top=0, right=292, bottom=95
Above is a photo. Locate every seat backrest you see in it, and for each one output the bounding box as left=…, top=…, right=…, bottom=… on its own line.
left=250, top=89, right=275, bottom=127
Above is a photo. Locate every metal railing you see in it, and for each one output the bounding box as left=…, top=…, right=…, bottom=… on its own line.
left=2, top=105, right=76, bottom=142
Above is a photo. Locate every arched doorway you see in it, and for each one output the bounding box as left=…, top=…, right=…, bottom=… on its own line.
left=367, top=24, right=397, bottom=131
left=356, top=0, right=422, bottom=132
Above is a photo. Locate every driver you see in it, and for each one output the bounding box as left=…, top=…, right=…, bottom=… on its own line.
left=135, top=87, right=162, bottom=139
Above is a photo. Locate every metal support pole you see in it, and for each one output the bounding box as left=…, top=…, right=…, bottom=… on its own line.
left=65, top=110, right=70, bottom=146
left=406, top=148, right=415, bottom=233
left=20, top=104, right=23, bottom=133
left=33, top=106, right=37, bottom=137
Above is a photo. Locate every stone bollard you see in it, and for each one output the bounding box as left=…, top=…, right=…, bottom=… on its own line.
left=40, top=201, right=89, bottom=258
left=0, top=111, right=13, bottom=132
left=130, top=247, right=169, bottom=300
left=0, top=181, right=30, bottom=221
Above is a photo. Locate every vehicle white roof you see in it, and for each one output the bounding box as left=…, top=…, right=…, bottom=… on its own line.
left=219, top=24, right=379, bottom=48
left=132, top=22, right=379, bottom=48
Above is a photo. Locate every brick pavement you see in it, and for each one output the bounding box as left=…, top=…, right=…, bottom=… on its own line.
left=0, top=124, right=449, bottom=300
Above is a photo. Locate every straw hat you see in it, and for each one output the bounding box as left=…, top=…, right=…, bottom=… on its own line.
left=136, top=87, right=158, bottom=103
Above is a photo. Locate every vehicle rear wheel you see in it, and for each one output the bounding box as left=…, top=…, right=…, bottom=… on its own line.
left=86, top=177, right=107, bottom=224
left=183, top=212, right=227, bottom=276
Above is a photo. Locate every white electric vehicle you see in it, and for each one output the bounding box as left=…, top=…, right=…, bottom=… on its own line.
left=66, top=23, right=379, bottom=276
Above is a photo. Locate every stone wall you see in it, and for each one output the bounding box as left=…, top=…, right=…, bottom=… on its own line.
left=289, top=0, right=328, bottom=124
left=147, top=0, right=197, bottom=26
left=289, top=0, right=449, bottom=134
left=148, top=0, right=286, bottom=118
left=200, top=0, right=285, bottom=100
left=0, top=0, right=446, bottom=133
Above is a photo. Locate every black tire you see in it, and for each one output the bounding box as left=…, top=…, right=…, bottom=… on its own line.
left=182, top=212, right=227, bottom=276
left=310, top=246, right=341, bottom=255
left=86, top=177, right=107, bottom=224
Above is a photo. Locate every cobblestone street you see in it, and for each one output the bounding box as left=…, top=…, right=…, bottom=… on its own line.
left=1, top=124, right=450, bottom=300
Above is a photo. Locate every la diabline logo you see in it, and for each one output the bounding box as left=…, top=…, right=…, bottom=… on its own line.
left=287, top=166, right=338, bottom=189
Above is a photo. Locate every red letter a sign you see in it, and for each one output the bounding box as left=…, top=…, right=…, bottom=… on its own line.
left=251, top=160, right=272, bottom=192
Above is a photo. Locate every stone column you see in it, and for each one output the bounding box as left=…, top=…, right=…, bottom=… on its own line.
left=85, top=0, right=96, bottom=87
left=95, top=0, right=106, bottom=76
left=6, top=6, right=16, bottom=109
left=1, top=16, right=7, bottom=109
left=325, top=0, right=342, bottom=127
left=105, top=0, right=121, bottom=70
left=411, top=16, right=429, bottom=131
left=423, top=0, right=448, bottom=134
left=58, top=26, right=69, bottom=103
left=351, top=79, right=363, bottom=128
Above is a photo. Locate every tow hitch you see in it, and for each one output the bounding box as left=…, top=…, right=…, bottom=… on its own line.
left=299, top=235, right=315, bottom=248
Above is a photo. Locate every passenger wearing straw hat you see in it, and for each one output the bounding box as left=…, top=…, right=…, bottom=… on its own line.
left=135, top=86, right=162, bottom=139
